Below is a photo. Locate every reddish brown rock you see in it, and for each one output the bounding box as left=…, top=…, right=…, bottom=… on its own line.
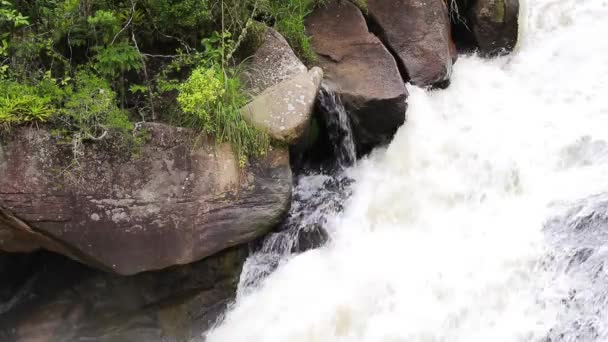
left=0, top=123, right=291, bottom=275
left=367, top=0, right=456, bottom=87
left=305, top=0, right=407, bottom=154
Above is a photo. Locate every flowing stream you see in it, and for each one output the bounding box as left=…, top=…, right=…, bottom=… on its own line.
left=206, top=0, right=608, bottom=340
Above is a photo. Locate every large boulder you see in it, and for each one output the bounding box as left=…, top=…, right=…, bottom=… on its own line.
left=240, top=25, right=308, bottom=97
left=468, top=0, right=519, bottom=55
left=367, top=0, right=456, bottom=87
left=0, top=123, right=291, bottom=275
left=239, top=24, right=322, bottom=144
left=305, top=0, right=408, bottom=155
left=0, top=246, right=246, bottom=342
left=241, top=67, right=323, bottom=144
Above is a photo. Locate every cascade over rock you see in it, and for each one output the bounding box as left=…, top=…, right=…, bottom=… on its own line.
left=305, top=0, right=408, bottom=154
left=367, top=0, right=457, bottom=87
left=0, top=123, right=291, bottom=275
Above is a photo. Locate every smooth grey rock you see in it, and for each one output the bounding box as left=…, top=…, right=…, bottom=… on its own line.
left=241, top=26, right=308, bottom=96
left=241, top=67, right=323, bottom=144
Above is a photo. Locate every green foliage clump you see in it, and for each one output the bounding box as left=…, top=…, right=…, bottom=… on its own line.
left=350, top=0, right=368, bottom=12
left=261, top=0, right=322, bottom=63
left=61, top=71, right=133, bottom=141
left=0, top=80, right=56, bottom=129
left=2, top=0, right=332, bottom=162
left=94, top=43, right=143, bottom=77
left=178, top=67, right=225, bottom=120
left=177, top=64, right=269, bottom=164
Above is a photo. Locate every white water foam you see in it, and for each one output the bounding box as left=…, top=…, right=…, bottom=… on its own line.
left=206, top=0, right=608, bottom=340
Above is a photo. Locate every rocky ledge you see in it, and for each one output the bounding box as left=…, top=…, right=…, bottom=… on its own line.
left=0, top=123, right=291, bottom=275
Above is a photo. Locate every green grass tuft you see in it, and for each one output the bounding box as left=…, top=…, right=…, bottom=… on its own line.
left=177, top=64, right=269, bottom=165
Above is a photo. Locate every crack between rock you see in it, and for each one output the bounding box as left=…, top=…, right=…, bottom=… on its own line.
left=361, top=12, right=411, bottom=85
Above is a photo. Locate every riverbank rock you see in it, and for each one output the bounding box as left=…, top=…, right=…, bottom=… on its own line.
left=239, top=25, right=323, bottom=144
left=0, top=123, right=291, bottom=275
left=468, top=0, right=519, bottom=55
left=367, top=0, right=456, bottom=87
left=305, top=0, right=407, bottom=155
left=240, top=25, right=308, bottom=97
left=241, top=67, right=323, bottom=144
left=0, top=247, right=246, bottom=342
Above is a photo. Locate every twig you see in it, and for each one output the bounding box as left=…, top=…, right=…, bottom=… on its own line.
left=131, top=31, right=156, bottom=120
left=141, top=53, right=179, bottom=58
left=111, top=0, right=136, bottom=45
left=85, top=130, right=108, bottom=141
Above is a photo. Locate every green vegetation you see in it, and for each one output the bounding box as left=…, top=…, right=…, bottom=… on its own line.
left=0, top=80, right=55, bottom=129
left=350, top=0, right=368, bottom=12
left=261, top=0, right=322, bottom=62
left=178, top=64, right=269, bottom=165
left=0, top=0, right=325, bottom=162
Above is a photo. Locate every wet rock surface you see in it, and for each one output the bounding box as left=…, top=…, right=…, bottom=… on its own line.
left=305, top=0, right=407, bottom=155
left=469, top=0, right=519, bottom=55
left=0, top=246, right=247, bottom=342
left=451, top=0, right=519, bottom=55
left=0, top=123, right=291, bottom=275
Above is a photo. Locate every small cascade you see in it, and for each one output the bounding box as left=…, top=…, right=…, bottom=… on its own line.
left=317, top=83, right=357, bottom=168
left=236, top=85, right=357, bottom=297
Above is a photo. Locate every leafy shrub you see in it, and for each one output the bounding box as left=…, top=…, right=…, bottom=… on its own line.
left=87, top=10, right=121, bottom=44
left=94, top=43, right=143, bottom=78
left=61, top=71, right=133, bottom=141
left=2, top=0, right=331, bottom=163
left=177, top=66, right=225, bottom=122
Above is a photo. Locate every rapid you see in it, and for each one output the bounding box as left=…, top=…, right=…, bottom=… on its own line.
left=206, top=0, right=608, bottom=340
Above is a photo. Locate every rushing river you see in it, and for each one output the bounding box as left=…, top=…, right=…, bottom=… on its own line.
left=206, top=0, right=608, bottom=340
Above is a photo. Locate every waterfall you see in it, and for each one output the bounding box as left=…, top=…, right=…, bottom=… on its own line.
left=236, top=85, right=356, bottom=298
left=207, top=0, right=608, bottom=340
left=317, top=83, right=357, bottom=169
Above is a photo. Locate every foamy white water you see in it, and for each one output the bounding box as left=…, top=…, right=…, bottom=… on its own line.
left=206, top=0, right=608, bottom=340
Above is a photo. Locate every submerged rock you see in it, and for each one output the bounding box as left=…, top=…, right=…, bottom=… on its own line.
left=469, top=0, right=519, bottom=55
left=241, top=67, right=323, bottom=144
left=452, top=0, right=519, bottom=55
left=305, top=0, right=408, bottom=155
left=0, top=246, right=246, bottom=342
left=367, top=0, right=456, bottom=87
left=0, top=123, right=291, bottom=275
